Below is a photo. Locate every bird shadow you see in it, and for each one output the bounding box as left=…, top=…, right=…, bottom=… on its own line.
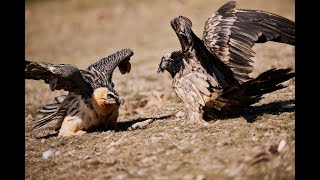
left=88, top=114, right=173, bottom=133
left=117, top=114, right=173, bottom=131
left=34, top=100, right=294, bottom=138
left=204, top=99, right=295, bottom=123
left=33, top=114, right=173, bottom=139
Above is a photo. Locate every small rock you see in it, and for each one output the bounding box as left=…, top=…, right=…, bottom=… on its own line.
left=128, top=119, right=153, bottom=130
left=203, top=121, right=209, bottom=126
left=217, top=139, right=231, bottom=146
left=107, top=147, right=116, bottom=153
left=141, top=156, right=156, bottom=165
left=175, top=111, right=185, bottom=118
left=286, top=165, right=293, bottom=171
left=55, top=151, right=61, bottom=156
left=83, top=155, right=90, bottom=160
left=137, top=169, right=147, bottom=176
left=42, top=149, right=53, bottom=159
left=277, top=139, right=286, bottom=152
left=115, top=173, right=127, bottom=179
left=174, top=127, right=180, bottom=131
left=196, top=174, right=206, bottom=180
left=68, top=149, right=76, bottom=156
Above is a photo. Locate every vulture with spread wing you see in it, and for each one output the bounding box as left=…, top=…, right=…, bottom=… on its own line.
left=26, top=48, right=134, bottom=137
left=157, top=1, right=295, bottom=124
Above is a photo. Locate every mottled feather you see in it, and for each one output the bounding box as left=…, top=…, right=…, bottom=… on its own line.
left=202, top=1, right=295, bottom=83
left=158, top=1, right=295, bottom=124
left=25, top=61, right=93, bottom=98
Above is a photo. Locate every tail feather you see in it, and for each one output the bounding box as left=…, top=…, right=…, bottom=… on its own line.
left=38, top=108, right=57, bottom=114
left=27, top=112, right=59, bottom=130
left=38, top=103, right=60, bottom=114
left=243, top=68, right=295, bottom=97
left=41, top=103, right=60, bottom=110
left=217, top=68, right=295, bottom=109
left=27, top=95, right=68, bottom=130
left=37, top=95, right=66, bottom=114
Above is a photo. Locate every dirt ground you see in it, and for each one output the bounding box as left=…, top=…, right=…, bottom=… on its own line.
left=25, top=0, right=295, bottom=179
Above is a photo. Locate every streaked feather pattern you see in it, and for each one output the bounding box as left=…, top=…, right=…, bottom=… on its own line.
left=203, top=1, right=294, bottom=83
left=158, top=1, right=295, bottom=123
left=26, top=49, right=134, bottom=136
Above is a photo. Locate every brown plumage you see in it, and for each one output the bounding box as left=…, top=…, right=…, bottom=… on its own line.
left=157, top=1, right=295, bottom=124
left=26, top=48, right=134, bottom=137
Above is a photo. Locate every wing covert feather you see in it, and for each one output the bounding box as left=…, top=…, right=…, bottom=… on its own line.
left=85, top=48, right=134, bottom=88
left=202, top=1, right=295, bottom=83
left=25, top=60, right=93, bottom=97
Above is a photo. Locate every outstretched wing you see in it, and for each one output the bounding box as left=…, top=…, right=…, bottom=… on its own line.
left=85, top=48, right=134, bottom=89
left=202, top=1, right=295, bottom=83
left=25, top=60, right=93, bottom=98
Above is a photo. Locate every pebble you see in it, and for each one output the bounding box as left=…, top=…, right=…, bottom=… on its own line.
left=196, top=175, right=206, bottom=180
left=42, top=149, right=53, bottom=159
left=175, top=111, right=185, bottom=118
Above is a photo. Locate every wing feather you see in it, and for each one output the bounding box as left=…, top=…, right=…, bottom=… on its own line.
left=25, top=60, right=93, bottom=98
left=85, top=48, right=134, bottom=89
left=202, top=1, right=295, bottom=83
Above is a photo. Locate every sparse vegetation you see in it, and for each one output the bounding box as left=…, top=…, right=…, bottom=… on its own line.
left=25, top=0, right=295, bottom=179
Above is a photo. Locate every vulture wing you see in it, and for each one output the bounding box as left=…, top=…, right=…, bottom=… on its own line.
left=202, top=1, right=295, bottom=83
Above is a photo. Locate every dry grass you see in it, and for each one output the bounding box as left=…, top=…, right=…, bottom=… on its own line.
left=25, top=0, right=295, bottom=179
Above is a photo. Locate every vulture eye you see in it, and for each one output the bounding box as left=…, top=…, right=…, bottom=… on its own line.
left=107, top=94, right=113, bottom=99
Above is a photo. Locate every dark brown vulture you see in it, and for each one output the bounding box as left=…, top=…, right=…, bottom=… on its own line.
left=157, top=1, right=295, bottom=123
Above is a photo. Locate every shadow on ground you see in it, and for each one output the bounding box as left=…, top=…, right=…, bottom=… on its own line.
left=35, top=114, right=173, bottom=139
left=35, top=100, right=294, bottom=139
left=205, top=99, right=295, bottom=123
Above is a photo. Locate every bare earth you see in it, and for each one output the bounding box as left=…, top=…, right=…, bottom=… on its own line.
left=25, top=0, right=295, bottom=179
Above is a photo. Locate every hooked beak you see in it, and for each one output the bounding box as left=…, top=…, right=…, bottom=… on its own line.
left=115, top=97, right=121, bottom=106
left=157, top=65, right=163, bottom=73
left=106, top=92, right=121, bottom=106
left=157, top=59, right=166, bottom=73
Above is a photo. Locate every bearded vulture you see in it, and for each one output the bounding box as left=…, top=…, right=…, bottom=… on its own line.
left=157, top=1, right=295, bottom=123
left=26, top=48, right=134, bottom=137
